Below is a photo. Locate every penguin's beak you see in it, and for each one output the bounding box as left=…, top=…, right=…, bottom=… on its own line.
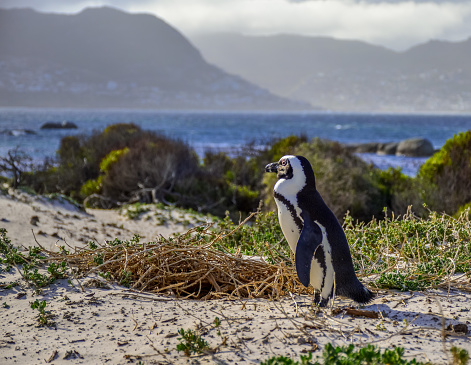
left=265, top=162, right=278, bottom=173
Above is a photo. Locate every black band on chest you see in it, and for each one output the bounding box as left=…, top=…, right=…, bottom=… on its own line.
left=315, top=246, right=327, bottom=290
left=274, top=192, right=303, bottom=231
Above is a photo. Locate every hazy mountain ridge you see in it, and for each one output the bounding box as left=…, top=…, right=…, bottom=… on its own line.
left=0, top=7, right=307, bottom=110
left=192, top=33, right=471, bottom=112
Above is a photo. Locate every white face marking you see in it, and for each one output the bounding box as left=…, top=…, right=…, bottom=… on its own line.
left=274, top=155, right=305, bottom=224
left=273, top=155, right=306, bottom=199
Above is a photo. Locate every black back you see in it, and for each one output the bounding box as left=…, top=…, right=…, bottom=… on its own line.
left=295, top=156, right=373, bottom=303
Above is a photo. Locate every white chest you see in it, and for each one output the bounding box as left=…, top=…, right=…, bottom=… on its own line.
left=273, top=194, right=302, bottom=253
left=274, top=194, right=334, bottom=295
left=275, top=198, right=300, bottom=253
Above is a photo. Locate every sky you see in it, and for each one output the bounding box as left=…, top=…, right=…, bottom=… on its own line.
left=1, top=0, right=471, bottom=50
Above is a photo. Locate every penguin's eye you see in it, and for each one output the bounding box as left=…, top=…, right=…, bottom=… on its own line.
left=280, top=159, right=287, bottom=166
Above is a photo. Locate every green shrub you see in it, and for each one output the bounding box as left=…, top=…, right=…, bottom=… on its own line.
left=455, top=202, right=471, bottom=219
left=99, top=147, right=129, bottom=172
left=80, top=176, right=103, bottom=198
left=266, top=134, right=308, bottom=161
left=21, top=127, right=471, bottom=223
left=176, top=328, right=210, bottom=356
left=80, top=147, right=130, bottom=199
left=101, top=137, right=200, bottom=201
left=418, top=131, right=471, bottom=215
left=376, top=167, right=427, bottom=218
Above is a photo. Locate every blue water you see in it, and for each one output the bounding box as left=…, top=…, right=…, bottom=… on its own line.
left=1, top=108, right=471, bottom=175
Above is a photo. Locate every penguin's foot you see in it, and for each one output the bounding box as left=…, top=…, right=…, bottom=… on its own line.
left=311, top=291, right=329, bottom=308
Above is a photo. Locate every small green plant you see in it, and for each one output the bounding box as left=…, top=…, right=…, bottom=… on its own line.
left=375, top=272, right=425, bottom=291
left=0, top=228, right=27, bottom=271
left=2, top=302, right=10, bottom=309
left=58, top=245, right=69, bottom=255
left=176, top=328, right=210, bottom=356
left=80, top=176, right=103, bottom=198
left=451, top=346, right=469, bottom=365
left=213, top=316, right=221, bottom=327
left=119, top=270, right=133, bottom=287
left=99, top=271, right=111, bottom=280
left=23, top=264, right=52, bottom=288
left=261, top=343, right=429, bottom=365
left=261, top=352, right=314, bottom=365
left=30, top=299, right=53, bottom=326
left=27, top=246, right=46, bottom=261
left=46, top=261, right=67, bottom=280
left=88, top=241, right=98, bottom=250
left=123, top=203, right=150, bottom=220
left=93, top=253, right=104, bottom=265
left=4, top=281, right=18, bottom=289
left=376, top=321, right=386, bottom=331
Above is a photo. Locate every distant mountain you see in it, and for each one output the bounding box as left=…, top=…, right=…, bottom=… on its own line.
left=192, top=33, right=471, bottom=112
left=0, top=8, right=308, bottom=110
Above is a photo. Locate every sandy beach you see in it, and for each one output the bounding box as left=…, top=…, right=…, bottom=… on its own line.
left=1, top=190, right=470, bottom=364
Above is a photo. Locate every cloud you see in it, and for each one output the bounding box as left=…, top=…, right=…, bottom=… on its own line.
left=1, top=0, right=471, bottom=50
left=142, top=0, right=471, bottom=50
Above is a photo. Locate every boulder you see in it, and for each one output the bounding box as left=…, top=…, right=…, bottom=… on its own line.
left=345, top=142, right=379, bottom=153
left=40, top=121, right=78, bottom=129
left=377, top=142, right=398, bottom=155
left=396, top=138, right=434, bottom=157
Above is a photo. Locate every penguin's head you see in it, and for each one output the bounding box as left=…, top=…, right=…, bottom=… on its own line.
left=265, top=155, right=316, bottom=192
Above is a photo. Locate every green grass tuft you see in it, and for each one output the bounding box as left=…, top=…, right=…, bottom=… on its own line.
left=261, top=343, right=432, bottom=365
left=176, top=328, right=210, bottom=356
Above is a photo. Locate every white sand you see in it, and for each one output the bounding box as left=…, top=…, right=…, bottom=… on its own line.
left=0, top=190, right=470, bottom=364
left=0, top=189, right=205, bottom=251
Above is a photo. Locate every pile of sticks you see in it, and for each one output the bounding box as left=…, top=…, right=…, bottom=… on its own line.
left=43, top=217, right=312, bottom=300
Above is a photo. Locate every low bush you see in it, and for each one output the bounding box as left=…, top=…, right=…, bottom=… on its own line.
left=418, top=131, right=471, bottom=215
left=6, top=124, right=471, bottom=222
left=376, top=167, right=427, bottom=218
left=100, top=137, right=199, bottom=201
left=0, top=147, right=32, bottom=188
left=344, top=207, right=471, bottom=291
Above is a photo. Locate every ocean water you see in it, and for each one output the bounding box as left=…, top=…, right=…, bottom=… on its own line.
left=1, top=108, right=471, bottom=176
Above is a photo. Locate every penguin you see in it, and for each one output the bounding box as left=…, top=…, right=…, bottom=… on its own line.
left=265, top=155, right=374, bottom=307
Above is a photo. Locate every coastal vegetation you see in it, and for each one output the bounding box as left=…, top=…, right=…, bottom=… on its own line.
left=1, top=123, right=470, bottom=221
left=1, top=124, right=470, bottom=295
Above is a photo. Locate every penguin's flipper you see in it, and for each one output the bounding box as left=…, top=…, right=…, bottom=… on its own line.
left=295, top=209, right=323, bottom=287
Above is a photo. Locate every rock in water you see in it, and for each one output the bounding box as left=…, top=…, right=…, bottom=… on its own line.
left=40, top=121, right=78, bottom=129
left=377, top=142, right=398, bottom=155
left=344, top=142, right=379, bottom=153
left=396, top=138, right=434, bottom=157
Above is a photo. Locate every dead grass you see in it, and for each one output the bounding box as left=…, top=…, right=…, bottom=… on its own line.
left=40, top=213, right=312, bottom=300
